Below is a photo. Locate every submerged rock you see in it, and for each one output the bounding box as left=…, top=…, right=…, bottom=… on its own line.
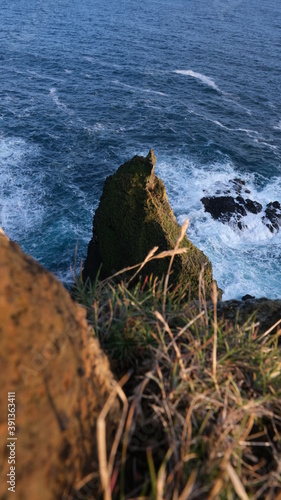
left=0, top=231, right=120, bottom=499
left=83, top=150, right=220, bottom=299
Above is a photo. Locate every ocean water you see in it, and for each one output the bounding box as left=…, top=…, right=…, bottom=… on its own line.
left=0, top=0, right=280, bottom=299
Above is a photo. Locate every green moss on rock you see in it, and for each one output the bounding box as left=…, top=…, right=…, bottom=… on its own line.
left=83, top=150, right=220, bottom=299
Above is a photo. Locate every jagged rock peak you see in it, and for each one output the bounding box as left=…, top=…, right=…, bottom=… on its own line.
left=146, top=148, right=157, bottom=174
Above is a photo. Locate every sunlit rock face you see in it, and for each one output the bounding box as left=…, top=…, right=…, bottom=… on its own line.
left=0, top=231, right=119, bottom=500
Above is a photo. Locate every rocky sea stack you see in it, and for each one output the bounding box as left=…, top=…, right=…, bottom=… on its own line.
left=83, top=150, right=220, bottom=299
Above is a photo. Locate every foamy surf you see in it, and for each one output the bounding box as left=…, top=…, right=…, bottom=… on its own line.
left=174, top=70, right=220, bottom=92
left=0, top=137, right=43, bottom=240
left=156, top=157, right=281, bottom=300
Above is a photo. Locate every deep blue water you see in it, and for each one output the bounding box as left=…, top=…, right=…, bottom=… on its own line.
left=1, top=0, right=281, bottom=299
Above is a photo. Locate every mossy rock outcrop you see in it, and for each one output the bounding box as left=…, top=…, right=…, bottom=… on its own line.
left=83, top=150, right=220, bottom=299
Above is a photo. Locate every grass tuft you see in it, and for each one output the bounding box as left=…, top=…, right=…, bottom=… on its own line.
left=72, top=240, right=281, bottom=499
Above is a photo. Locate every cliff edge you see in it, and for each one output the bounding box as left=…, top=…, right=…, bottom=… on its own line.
left=0, top=230, right=120, bottom=499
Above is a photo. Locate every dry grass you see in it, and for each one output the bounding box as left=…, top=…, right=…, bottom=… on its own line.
left=72, top=228, right=281, bottom=499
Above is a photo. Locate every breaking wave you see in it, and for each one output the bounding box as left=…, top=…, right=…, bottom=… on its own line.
left=174, top=70, right=220, bottom=92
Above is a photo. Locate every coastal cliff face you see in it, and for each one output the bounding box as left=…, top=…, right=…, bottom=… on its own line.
left=0, top=231, right=120, bottom=499
left=83, top=150, right=219, bottom=299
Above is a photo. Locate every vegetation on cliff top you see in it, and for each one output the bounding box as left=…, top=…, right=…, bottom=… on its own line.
left=73, top=243, right=281, bottom=500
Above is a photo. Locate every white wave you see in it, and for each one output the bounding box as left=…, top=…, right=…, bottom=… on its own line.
left=27, top=70, right=61, bottom=82
left=187, top=112, right=276, bottom=148
left=175, top=71, right=252, bottom=114
left=93, top=122, right=106, bottom=132
left=254, top=138, right=278, bottom=151
left=273, top=120, right=281, bottom=131
left=221, top=94, right=253, bottom=115
left=156, top=156, right=281, bottom=300
left=143, top=88, right=167, bottom=96
left=214, top=120, right=228, bottom=129
left=235, top=128, right=259, bottom=136
left=49, top=88, right=74, bottom=114
left=174, top=69, right=220, bottom=91
left=82, top=121, right=127, bottom=137
left=214, top=121, right=260, bottom=137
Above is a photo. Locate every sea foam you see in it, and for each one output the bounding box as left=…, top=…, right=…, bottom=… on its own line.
left=156, top=157, right=281, bottom=300
left=174, top=70, right=220, bottom=92
left=0, top=137, right=43, bottom=239
left=49, top=88, right=74, bottom=115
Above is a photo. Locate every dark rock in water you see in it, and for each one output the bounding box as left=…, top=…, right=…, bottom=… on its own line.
left=83, top=150, right=220, bottom=299
left=200, top=177, right=280, bottom=232
left=262, top=201, right=281, bottom=233
left=201, top=195, right=247, bottom=225
left=206, top=196, right=244, bottom=220
left=245, top=199, right=262, bottom=214
left=242, top=294, right=255, bottom=301
left=201, top=194, right=262, bottom=226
